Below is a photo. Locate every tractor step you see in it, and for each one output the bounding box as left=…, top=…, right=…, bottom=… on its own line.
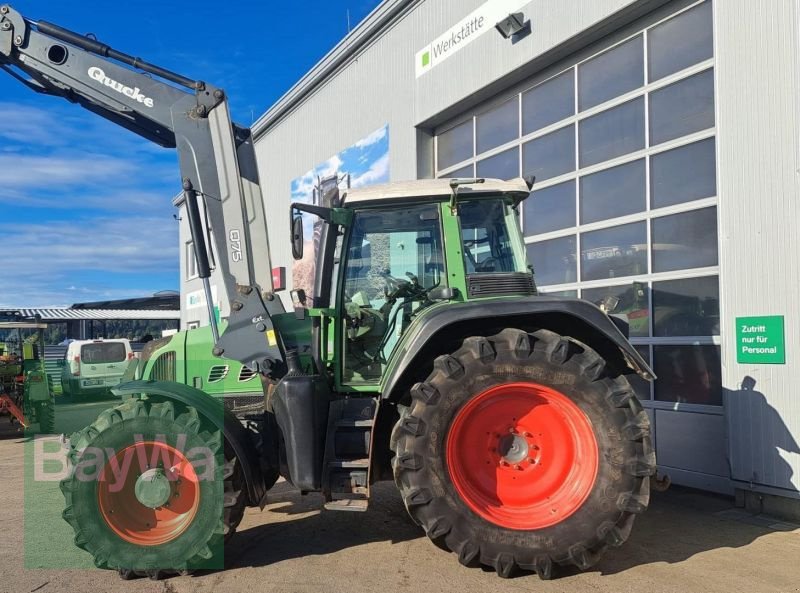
left=322, top=397, right=377, bottom=511
left=323, top=498, right=369, bottom=512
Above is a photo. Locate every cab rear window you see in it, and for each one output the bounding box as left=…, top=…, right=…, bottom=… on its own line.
left=81, top=342, right=127, bottom=364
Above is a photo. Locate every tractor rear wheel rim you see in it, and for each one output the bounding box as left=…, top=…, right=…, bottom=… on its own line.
left=97, top=441, right=200, bottom=546
left=446, top=382, right=599, bottom=530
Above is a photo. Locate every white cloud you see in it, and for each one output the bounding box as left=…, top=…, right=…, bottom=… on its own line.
left=350, top=153, right=390, bottom=188
left=0, top=153, right=136, bottom=189
left=353, top=125, right=387, bottom=149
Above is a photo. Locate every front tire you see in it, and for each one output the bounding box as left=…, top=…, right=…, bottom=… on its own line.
left=391, top=328, right=655, bottom=579
left=60, top=399, right=226, bottom=575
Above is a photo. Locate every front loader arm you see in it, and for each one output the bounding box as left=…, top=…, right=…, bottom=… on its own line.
left=0, top=5, right=285, bottom=374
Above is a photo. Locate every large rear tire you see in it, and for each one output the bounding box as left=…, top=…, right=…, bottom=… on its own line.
left=391, top=328, right=655, bottom=579
left=60, top=399, right=227, bottom=577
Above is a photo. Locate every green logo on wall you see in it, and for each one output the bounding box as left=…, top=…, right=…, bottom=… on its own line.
left=421, top=51, right=430, bottom=67
left=736, top=315, right=785, bottom=364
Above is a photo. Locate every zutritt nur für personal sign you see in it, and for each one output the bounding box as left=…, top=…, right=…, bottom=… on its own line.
left=736, top=315, right=785, bottom=364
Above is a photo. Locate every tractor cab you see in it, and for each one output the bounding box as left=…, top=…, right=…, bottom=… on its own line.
left=291, top=177, right=535, bottom=386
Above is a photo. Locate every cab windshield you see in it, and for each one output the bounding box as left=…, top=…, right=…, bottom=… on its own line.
left=341, top=203, right=444, bottom=382
left=460, top=199, right=519, bottom=274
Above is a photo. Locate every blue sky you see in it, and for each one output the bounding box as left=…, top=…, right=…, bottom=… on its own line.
left=0, top=0, right=381, bottom=307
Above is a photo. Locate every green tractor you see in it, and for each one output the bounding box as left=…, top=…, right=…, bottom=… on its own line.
left=64, top=178, right=654, bottom=579
left=0, top=7, right=655, bottom=580
left=0, top=311, right=55, bottom=433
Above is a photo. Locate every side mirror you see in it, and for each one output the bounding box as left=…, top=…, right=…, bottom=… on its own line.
left=291, top=213, right=304, bottom=261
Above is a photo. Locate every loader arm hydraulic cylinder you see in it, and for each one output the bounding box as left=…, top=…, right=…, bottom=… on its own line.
left=0, top=5, right=285, bottom=374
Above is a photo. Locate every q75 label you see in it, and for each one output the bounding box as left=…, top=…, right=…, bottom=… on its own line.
left=229, top=229, right=242, bottom=262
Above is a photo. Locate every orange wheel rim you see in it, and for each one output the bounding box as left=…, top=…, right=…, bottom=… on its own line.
left=446, top=382, right=599, bottom=530
left=97, top=441, right=200, bottom=546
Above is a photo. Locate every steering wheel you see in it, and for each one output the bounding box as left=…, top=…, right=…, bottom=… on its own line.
left=475, top=257, right=498, bottom=272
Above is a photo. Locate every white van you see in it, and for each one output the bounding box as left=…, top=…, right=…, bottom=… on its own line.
left=60, top=339, right=133, bottom=397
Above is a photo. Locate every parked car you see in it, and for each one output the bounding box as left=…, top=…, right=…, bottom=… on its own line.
left=60, top=339, right=133, bottom=398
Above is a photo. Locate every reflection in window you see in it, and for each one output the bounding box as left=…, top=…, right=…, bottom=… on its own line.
left=582, top=282, right=649, bottom=337
left=651, top=138, right=716, bottom=208
left=527, top=236, right=577, bottom=285
left=651, top=207, right=718, bottom=273
left=653, top=276, right=719, bottom=337
left=524, top=180, right=575, bottom=235
left=477, top=147, right=519, bottom=180
left=581, top=222, right=647, bottom=281
left=439, top=163, right=474, bottom=179
left=437, top=120, right=473, bottom=170
left=579, top=35, right=643, bottom=111
left=522, top=125, right=575, bottom=182
left=649, top=69, right=715, bottom=146
left=460, top=200, right=519, bottom=274
left=477, top=98, right=519, bottom=155
left=654, top=344, right=722, bottom=406
left=648, top=1, right=713, bottom=82
left=629, top=345, right=652, bottom=400
left=522, top=69, right=575, bottom=134
left=580, top=159, right=646, bottom=224
left=579, top=98, right=645, bottom=167
left=540, top=289, right=578, bottom=297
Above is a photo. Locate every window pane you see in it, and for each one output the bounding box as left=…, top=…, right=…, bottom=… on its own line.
left=477, top=147, right=519, bottom=180
left=654, top=344, right=722, bottom=406
left=629, top=345, right=651, bottom=400
left=653, top=276, right=719, bottom=337
left=461, top=200, right=519, bottom=274
left=524, top=180, right=575, bottom=235
left=522, top=124, right=575, bottom=182
left=652, top=207, right=717, bottom=272
left=581, top=282, right=649, bottom=337
left=437, top=120, right=473, bottom=170
left=651, top=138, right=716, bottom=208
left=649, top=69, right=715, bottom=146
left=580, top=159, right=645, bottom=224
left=648, top=1, right=713, bottom=82
left=477, top=98, right=518, bottom=155
left=579, top=98, right=645, bottom=167
left=439, top=163, right=474, bottom=179
left=522, top=70, right=575, bottom=134
left=579, top=35, right=644, bottom=111
left=527, top=236, right=577, bottom=285
left=581, top=222, right=647, bottom=281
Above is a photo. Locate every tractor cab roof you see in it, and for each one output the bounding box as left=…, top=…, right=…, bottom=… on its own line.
left=341, top=177, right=531, bottom=206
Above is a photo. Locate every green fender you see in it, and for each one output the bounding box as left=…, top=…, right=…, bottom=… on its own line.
left=112, top=380, right=269, bottom=507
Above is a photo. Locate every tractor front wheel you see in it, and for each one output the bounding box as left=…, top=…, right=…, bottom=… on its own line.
left=391, top=328, right=655, bottom=579
left=60, top=399, right=229, bottom=577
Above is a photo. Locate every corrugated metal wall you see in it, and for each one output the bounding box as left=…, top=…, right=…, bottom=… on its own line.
left=716, top=0, right=800, bottom=495
left=250, top=0, right=649, bottom=306
left=178, top=0, right=800, bottom=499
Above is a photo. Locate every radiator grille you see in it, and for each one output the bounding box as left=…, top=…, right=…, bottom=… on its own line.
left=150, top=351, right=176, bottom=383
left=467, top=273, right=536, bottom=298
left=208, top=365, right=229, bottom=383
left=223, top=394, right=264, bottom=414
left=238, top=366, right=257, bottom=382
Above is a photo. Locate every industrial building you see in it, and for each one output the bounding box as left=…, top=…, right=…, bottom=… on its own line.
left=178, top=0, right=800, bottom=516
